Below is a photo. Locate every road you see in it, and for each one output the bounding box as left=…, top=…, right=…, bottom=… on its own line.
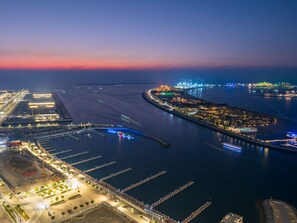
left=270, top=200, right=297, bottom=223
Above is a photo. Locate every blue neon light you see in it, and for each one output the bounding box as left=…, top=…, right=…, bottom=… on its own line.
left=223, top=143, right=242, bottom=153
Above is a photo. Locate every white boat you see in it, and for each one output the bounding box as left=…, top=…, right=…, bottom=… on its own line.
left=286, top=132, right=297, bottom=139
left=223, top=143, right=242, bottom=152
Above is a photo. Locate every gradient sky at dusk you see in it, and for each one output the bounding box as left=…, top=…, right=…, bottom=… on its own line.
left=0, top=0, right=297, bottom=69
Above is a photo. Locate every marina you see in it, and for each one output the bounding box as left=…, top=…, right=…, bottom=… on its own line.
left=1, top=83, right=296, bottom=223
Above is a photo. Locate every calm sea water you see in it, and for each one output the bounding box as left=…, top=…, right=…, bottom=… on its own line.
left=1, top=70, right=297, bottom=223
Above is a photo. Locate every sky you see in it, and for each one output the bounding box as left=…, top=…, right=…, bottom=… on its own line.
left=0, top=0, right=297, bottom=69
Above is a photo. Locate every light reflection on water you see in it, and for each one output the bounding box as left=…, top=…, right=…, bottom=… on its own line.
left=42, top=85, right=297, bottom=223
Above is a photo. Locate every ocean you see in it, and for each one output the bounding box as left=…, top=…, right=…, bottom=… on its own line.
left=1, top=68, right=297, bottom=222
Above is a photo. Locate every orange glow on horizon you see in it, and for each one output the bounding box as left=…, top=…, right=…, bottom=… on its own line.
left=0, top=57, right=295, bottom=70
left=0, top=57, right=193, bottom=70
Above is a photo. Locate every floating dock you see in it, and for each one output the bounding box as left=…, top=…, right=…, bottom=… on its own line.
left=100, top=168, right=132, bottom=181
left=151, top=181, right=194, bottom=208
left=92, top=130, right=105, bottom=137
left=71, top=155, right=102, bottom=166
left=182, top=201, right=212, bottom=223
left=122, top=170, right=166, bottom=193
left=69, top=135, right=80, bottom=141
left=60, top=151, right=89, bottom=160
left=40, top=141, right=50, bottom=146
left=52, top=149, right=72, bottom=156
left=83, top=161, right=116, bottom=173
left=41, top=145, right=51, bottom=149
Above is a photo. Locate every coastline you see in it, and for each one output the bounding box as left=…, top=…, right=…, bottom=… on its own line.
left=142, top=90, right=297, bottom=153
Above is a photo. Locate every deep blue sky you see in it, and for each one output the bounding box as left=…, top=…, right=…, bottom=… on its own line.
left=0, top=0, right=296, bottom=69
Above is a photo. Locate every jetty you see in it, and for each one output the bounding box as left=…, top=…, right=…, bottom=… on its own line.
left=60, top=151, right=89, bottom=160
left=182, top=201, right=212, bottom=223
left=83, top=161, right=116, bottom=173
left=71, top=155, right=102, bottom=166
left=122, top=171, right=166, bottom=192
left=52, top=149, right=72, bottom=156
left=69, top=135, right=79, bottom=141
left=151, top=181, right=194, bottom=208
left=100, top=168, right=132, bottom=181
left=92, top=130, right=105, bottom=137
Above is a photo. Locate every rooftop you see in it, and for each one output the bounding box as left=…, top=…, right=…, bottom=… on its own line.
left=220, top=213, right=243, bottom=223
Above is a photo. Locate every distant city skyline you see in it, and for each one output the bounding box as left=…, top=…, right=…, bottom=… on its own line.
left=0, top=0, right=297, bottom=69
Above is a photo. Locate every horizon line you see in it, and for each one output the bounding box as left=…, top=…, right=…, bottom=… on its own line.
left=0, top=65, right=297, bottom=71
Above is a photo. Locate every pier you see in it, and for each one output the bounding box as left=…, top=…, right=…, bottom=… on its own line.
left=151, top=181, right=194, bottom=208
left=122, top=170, right=166, bottom=193
left=47, top=149, right=56, bottom=153
left=83, top=161, right=116, bottom=173
left=35, top=129, right=81, bottom=140
left=71, top=155, right=102, bottom=165
left=92, top=130, right=105, bottom=137
left=100, top=168, right=132, bottom=181
left=282, top=143, right=297, bottom=149
left=40, top=141, right=50, bottom=146
left=52, top=149, right=72, bottom=156
left=182, top=201, right=212, bottom=223
left=69, top=135, right=80, bottom=140
left=41, top=145, right=54, bottom=149
left=265, top=139, right=296, bottom=143
left=60, top=151, right=89, bottom=160
left=41, top=144, right=52, bottom=148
